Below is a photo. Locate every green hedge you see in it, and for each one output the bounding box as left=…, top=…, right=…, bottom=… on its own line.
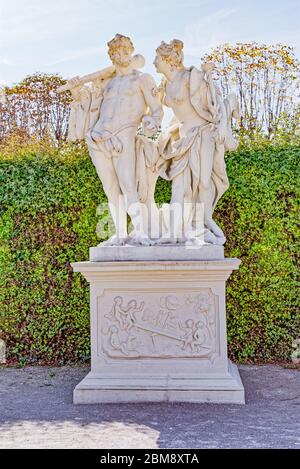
left=0, top=141, right=299, bottom=364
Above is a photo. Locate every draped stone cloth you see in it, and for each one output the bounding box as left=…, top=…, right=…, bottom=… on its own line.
left=67, top=85, right=103, bottom=142
left=157, top=67, right=229, bottom=212
left=85, top=129, right=159, bottom=211
left=135, top=135, right=159, bottom=203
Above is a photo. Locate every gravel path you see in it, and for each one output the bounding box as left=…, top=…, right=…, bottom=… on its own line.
left=0, top=364, right=299, bottom=449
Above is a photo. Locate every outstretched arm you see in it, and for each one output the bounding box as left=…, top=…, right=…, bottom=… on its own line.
left=140, top=73, right=164, bottom=136
left=190, top=67, right=216, bottom=124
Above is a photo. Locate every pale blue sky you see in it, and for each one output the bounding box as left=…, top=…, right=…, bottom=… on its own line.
left=0, top=0, right=299, bottom=86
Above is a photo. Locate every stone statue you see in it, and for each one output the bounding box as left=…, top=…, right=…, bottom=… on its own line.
left=69, top=39, right=245, bottom=404
left=61, top=35, right=240, bottom=247
left=61, top=34, right=163, bottom=245
left=154, top=39, right=240, bottom=245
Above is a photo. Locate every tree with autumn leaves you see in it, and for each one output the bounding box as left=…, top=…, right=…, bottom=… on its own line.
left=203, top=42, right=300, bottom=142
left=0, top=73, right=70, bottom=142
left=0, top=42, right=299, bottom=144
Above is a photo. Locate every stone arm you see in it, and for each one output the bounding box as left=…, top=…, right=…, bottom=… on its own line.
left=215, top=88, right=227, bottom=144
left=67, top=77, right=106, bottom=141
left=67, top=79, right=92, bottom=142
left=67, top=77, right=87, bottom=100
left=190, top=67, right=216, bottom=124
left=179, top=322, right=188, bottom=332
left=157, top=78, right=167, bottom=103
left=140, top=73, right=163, bottom=137
left=136, top=301, right=145, bottom=312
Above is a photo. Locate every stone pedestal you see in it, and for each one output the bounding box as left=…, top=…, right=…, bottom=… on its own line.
left=72, top=246, right=245, bottom=404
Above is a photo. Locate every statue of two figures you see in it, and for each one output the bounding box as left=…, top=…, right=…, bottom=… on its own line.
left=60, top=34, right=240, bottom=247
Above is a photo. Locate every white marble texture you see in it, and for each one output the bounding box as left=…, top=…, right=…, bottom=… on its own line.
left=65, top=34, right=244, bottom=404
left=72, top=259, right=245, bottom=404
left=154, top=40, right=240, bottom=246
left=60, top=34, right=163, bottom=246
left=60, top=34, right=240, bottom=247
left=89, top=244, right=224, bottom=262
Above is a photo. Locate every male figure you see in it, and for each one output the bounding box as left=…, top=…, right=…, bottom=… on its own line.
left=68, top=34, right=163, bottom=245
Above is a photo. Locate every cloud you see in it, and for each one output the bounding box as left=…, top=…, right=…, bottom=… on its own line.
left=44, top=45, right=107, bottom=67
left=0, top=0, right=105, bottom=47
left=0, top=0, right=298, bottom=85
left=0, top=57, right=15, bottom=66
left=183, top=7, right=239, bottom=60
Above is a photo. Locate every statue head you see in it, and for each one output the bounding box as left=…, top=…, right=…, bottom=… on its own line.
left=196, top=320, right=205, bottom=329
left=186, top=319, right=194, bottom=328
left=107, top=33, right=134, bottom=67
left=114, top=296, right=123, bottom=305
left=154, top=39, right=184, bottom=75
left=128, top=300, right=137, bottom=308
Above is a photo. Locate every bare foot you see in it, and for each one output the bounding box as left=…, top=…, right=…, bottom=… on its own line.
left=100, top=234, right=128, bottom=246
left=205, top=219, right=225, bottom=238
left=214, top=235, right=226, bottom=246
left=185, top=237, right=205, bottom=247
left=203, top=229, right=226, bottom=246
left=132, top=232, right=154, bottom=246
left=154, top=236, right=178, bottom=245
left=184, top=229, right=226, bottom=246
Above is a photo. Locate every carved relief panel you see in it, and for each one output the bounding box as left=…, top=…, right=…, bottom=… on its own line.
left=98, top=289, right=220, bottom=361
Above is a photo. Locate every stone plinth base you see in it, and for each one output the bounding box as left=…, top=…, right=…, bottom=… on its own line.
left=90, top=244, right=224, bottom=262
left=72, top=257, right=245, bottom=405
left=74, top=360, right=244, bottom=404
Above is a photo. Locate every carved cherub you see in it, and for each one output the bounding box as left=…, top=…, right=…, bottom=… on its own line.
left=193, top=320, right=208, bottom=350
left=110, top=296, right=143, bottom=331
left=179, top=319, right=196, bottom=352
left=108, top=325, right=136, bottom=355
left=125, top=300, right=144, bottom=330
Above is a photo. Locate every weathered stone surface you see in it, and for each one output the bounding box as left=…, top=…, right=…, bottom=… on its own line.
left=60, top=34, right=238, bottom=246
left=72, top=258, right=244, bottom=404
left=0, top=365, right=299, bottom=448
left=89, top=244, right=224, bottom=261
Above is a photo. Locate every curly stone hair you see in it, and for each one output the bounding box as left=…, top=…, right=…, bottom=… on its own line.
left=107, top=33, right=134, bottom=60
left=156, top=39, right=184, bottom=68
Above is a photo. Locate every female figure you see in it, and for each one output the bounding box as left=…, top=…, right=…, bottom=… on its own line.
left=154, top=40, right=239, bottom=245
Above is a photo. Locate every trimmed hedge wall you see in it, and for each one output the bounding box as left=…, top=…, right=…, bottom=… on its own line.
left=0, top=141, right=299, bottom=364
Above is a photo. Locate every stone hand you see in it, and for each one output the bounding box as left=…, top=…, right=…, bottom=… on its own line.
left=142, top=116, right=157, bottom=137
left=202, top=62, right=215, bottom=74
left=67, top=76, right=82, bottom=89
left=67, top=76, right=82, bottom=98
left=105, top=136, right=123, bottom=155
left=91, top=129, right=123, bottom=154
